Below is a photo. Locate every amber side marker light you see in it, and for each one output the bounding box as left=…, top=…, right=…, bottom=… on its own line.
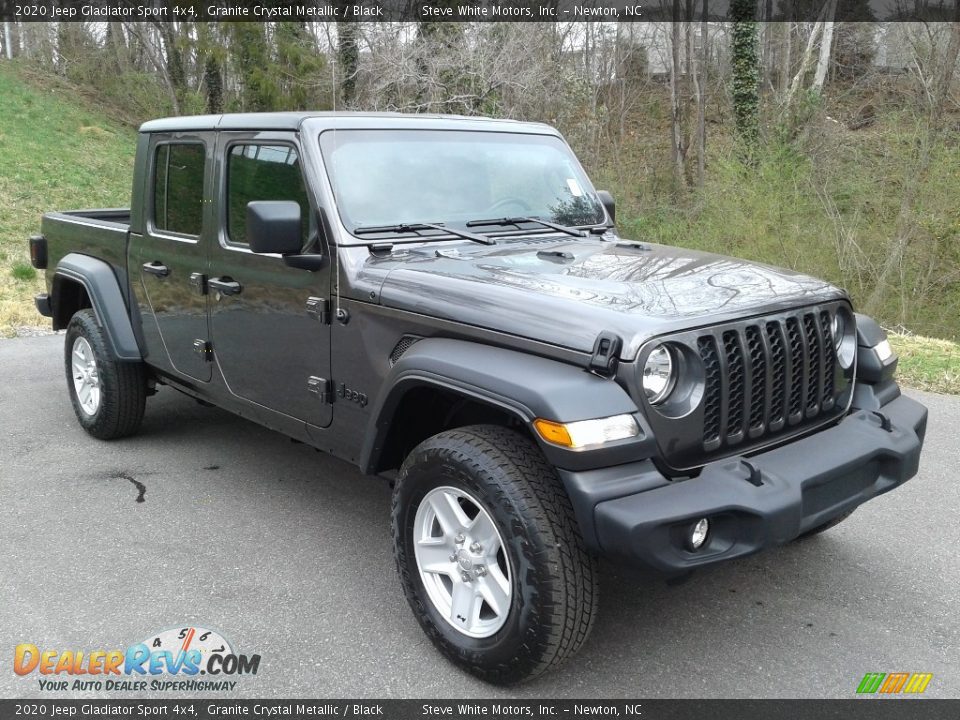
left=533, top=414, right=640, bottom=450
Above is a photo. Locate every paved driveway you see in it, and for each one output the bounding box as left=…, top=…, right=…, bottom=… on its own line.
left=1, top=335, right=956, bottom=698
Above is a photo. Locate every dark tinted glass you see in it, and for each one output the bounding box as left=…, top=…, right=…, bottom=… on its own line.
left=227, top=144, right=309, bottom=246
left=153, top=143, right=205, bottom=236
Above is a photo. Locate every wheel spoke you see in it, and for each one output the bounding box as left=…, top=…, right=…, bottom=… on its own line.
left=413, top=485, right=512, bottom=638
left=449, top=581, right=479, bottom=628
left=469, top=511, right=500, bottom=552
left=416, top=540, right=453, bottom=574
left=73, top=349, right=86, bottom=366
left=429, top=491, right=470, bottom=536
left=78, top=383, right=91, bottom=404
left=477, top=570, right=510, bottom=618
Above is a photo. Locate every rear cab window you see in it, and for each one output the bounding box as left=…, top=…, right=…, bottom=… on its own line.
left=152, top=143, right=205, bottom=236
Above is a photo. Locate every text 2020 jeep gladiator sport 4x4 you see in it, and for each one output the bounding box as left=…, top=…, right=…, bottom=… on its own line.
left=30, top=113, right=927, bottom=684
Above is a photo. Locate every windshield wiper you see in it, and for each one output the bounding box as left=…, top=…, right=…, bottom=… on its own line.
left=353, top=222, right=496, bottom=245
left=466, top=216, right=587, bottom=238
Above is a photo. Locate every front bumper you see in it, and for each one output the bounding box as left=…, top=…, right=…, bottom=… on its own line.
left=558, top=392, right=927, bottom=574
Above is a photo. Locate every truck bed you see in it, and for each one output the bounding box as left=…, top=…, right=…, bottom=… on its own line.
left=40, top=208, right=132, bottom=283
left=55, top=208, right=132, bottom=227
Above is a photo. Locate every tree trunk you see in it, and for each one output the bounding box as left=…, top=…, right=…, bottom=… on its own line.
left=730, top=0, right=760, bottom=153
left=696, top=0, right=708, bottom=186
left=778, top=22, right=792, bottom=96
left=3, top=22, right=13, bottom=59
left=336, top=19, right=359, bottom=105
left=155, top=22, right=187, bottom=113
left=669, top=6, right=686, bottom=186
left=785, top=21, right=823, bottom=108
left=812, top=0, right=838, bottom=94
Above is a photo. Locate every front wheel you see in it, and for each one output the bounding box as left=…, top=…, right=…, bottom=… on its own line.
left=64, top=309, right=147, bottom=440
left=392, top=425, right=598, bottom=685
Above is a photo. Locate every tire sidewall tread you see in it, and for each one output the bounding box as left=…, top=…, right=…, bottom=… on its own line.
left=392, top=424, right=598, bottom=685
left=64, top=309, right=146, bottom=440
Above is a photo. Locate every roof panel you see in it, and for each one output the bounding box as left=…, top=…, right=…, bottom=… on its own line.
left=138, top=112, right=554, bottom=135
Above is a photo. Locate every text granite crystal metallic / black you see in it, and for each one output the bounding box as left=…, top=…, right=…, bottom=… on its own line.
left=29, top=112, right=927, bottom=684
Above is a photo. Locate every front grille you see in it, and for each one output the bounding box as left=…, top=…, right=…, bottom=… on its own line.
left=640, top=302, right=854, bottom=472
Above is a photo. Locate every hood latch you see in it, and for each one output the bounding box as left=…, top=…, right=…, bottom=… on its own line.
left=588, top=331, right=622, bottom=378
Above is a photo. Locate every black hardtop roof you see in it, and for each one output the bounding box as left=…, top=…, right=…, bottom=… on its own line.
left=138, top=112, right=557, bottom=135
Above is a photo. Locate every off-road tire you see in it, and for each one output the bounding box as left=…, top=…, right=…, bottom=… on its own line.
left=65, top=309, right=147, bottom=440
left=796, top=510, right=854, bottom=540
left=392, top=424, right=598, bottom=685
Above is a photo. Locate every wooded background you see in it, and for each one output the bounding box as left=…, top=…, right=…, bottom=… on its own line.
left=1, top=7, right=959, bottom=344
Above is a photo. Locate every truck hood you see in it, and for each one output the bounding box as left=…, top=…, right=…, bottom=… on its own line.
left=368, top=235, right=845, bottom=359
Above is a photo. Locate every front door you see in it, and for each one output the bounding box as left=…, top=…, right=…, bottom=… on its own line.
left=134, top=134, right=213, bottom=382
left=207, top=133, right=333, bottom=427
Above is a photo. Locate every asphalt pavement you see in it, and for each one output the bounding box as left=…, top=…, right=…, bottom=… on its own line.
left=1, top=334, right=957, bottom=699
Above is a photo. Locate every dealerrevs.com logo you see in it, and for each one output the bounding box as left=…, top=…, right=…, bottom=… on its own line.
left=14, top=626, right=260, bottom=692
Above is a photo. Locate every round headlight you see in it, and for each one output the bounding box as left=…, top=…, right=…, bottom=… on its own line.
left=643, top=344, right=676, bottom=405
left=831, top=308, right=857, bottom=369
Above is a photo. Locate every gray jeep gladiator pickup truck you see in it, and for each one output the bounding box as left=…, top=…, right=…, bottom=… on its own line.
left=30, top=113, right=926, bottom=684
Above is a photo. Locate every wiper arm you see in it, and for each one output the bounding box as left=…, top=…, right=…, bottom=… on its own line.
left=466, top=216, right=586, bottom=238
left=353, top=222, right=496, bottom=245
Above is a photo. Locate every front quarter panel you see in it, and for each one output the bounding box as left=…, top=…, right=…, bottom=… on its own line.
left=360, top=338, right=655, bottom=473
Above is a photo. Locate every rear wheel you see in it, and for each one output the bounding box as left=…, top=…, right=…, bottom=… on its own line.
left=392, top=424, right=598, bottom=685
left=65, top=309, right=147, bottom=440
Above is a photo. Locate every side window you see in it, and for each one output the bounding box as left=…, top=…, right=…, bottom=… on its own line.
left=153, top=143, right=205, bottom=236
left=227, top=144, right=309, bottom=246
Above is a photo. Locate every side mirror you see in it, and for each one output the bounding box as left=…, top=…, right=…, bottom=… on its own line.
left=247, top=201, right=303, bottom=256
left=596, top=190, right=616, bottom=224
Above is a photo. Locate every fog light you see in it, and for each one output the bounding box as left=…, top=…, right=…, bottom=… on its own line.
left=688, top=518, right=710, bottom=550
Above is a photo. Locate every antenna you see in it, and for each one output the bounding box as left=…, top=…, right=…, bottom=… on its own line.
left=330, top=21, right=341, bottom=322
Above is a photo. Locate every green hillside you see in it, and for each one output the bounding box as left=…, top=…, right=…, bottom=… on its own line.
left=0, top=62, right=135, bottom=333
left=0, top=62, right=955, bottom=393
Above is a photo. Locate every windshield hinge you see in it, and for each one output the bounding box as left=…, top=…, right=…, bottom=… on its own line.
left=306, top=297, right=330, bottom=325
left=308, top=376, right=332, bottom=404
left=588, top=331, right=622, bottom=377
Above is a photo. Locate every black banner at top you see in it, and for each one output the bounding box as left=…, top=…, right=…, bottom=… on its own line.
left=1, top=0, right=959, bottom=23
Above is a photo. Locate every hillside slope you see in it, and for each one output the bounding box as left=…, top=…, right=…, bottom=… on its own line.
left=0, top=62, right=135, bottom=335
left=0, top=63, right=955, bottom=392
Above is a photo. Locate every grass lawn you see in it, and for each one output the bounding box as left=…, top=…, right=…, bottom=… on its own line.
left=0, top=62, right=135, bottom=335
left=889, top=334, right=960, bottom=395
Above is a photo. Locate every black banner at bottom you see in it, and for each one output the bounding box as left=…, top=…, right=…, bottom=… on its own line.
left=0, top=699, right=955, bottom=720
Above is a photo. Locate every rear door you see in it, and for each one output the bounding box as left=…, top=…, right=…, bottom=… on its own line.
left=133, top=134, right=213, bottom=382
left=207, top=131, right=333, bottom=427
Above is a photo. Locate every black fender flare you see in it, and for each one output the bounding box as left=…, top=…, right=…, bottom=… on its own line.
left=360, top=338, right=647, bottom=474
left=53, top=253, right=141, bottom=361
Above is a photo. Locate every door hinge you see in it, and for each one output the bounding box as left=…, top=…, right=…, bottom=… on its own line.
left=588, top=331, right=622, bottom=377
left=307, top=376, right=332, bottom=404
left=193, top=339, right=213, bottom=362
left=306, top=297, right=330, bottom=324
left=189, top=272, right=208, bottom=295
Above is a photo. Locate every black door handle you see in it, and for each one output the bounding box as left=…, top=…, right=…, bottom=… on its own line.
left=142, top=261, right=169, bottom=277
left=209, top=277, right=242, bottom=296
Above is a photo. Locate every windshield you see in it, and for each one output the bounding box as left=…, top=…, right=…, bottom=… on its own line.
left=318, top=129, right=606, bottom=236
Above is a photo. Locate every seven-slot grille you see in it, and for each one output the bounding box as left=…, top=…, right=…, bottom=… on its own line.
left=638, top=301, right=855, bottom=473
left=695, top=308, right=841, bottom=452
